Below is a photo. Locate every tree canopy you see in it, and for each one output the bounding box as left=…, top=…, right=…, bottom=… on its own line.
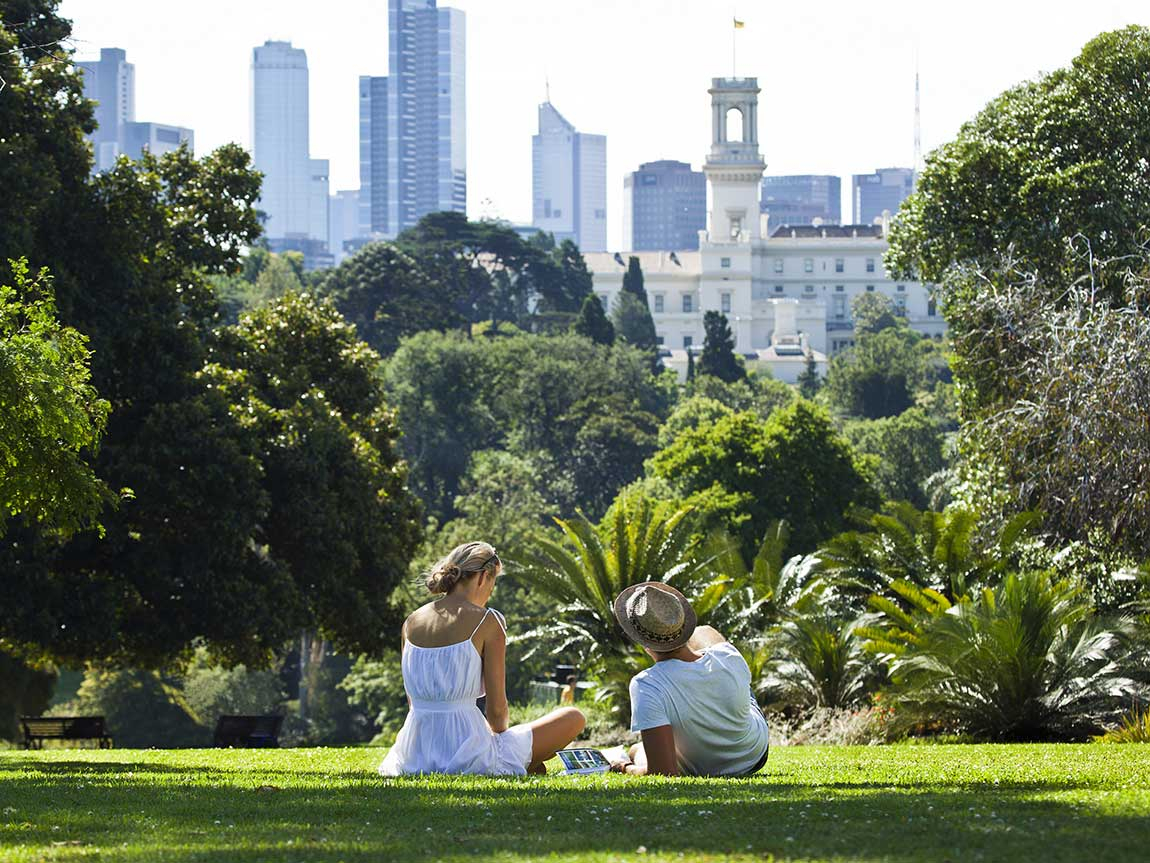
left=887, top=25, right=1150, bottom=303
left=650, top=400, right=878, bottom=556
left=0, top=259, right=110, bottom=537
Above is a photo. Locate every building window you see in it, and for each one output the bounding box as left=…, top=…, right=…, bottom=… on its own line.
left=721, top=293, right=731, bottom=313
left=865, top=285, right=875, bottom=292
left=654, top=294, right=664, bottom=313
left=774, top=259, right=784, bottom=273
left=804, top=257, right=814, bottom=273
left=835, top=285, right=844, bottom=292
left=683, top=335, right=693, bottom=349
left=803, top=284, right=815, bottom=295
left=928, top=297, right=937, bottom=317
left=774, top=285, right=784, bottom=293
left=895, top=296, right=907, bottom=314
left=833, top=296, right=847, bottom=319
left=896, top=283, right=906, bottom=292
left=682, top=294, right=693, bottom=313
left=866, top=258, right=875, bottom=273
left=656, top=335, right=665, bottom=346
left=721, top=257, right=731, bottom=269
left=835, top=258, right=844, bottom=273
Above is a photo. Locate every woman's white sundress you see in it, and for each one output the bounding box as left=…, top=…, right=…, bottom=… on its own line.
left=379, top=608, right=534, bottom=776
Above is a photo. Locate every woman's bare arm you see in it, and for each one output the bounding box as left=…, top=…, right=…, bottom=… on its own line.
left=479, top=616, right=510, bottom=733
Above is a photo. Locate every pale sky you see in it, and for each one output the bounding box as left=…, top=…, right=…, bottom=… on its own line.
left=60, top=0, right=1147, bottom=248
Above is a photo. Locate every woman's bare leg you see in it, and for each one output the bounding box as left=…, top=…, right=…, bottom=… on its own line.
left=526, top=707, right=585, bottom=773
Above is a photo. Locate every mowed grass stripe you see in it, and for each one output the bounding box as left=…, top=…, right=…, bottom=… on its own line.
left=1, top=745, right=1149, bottom=862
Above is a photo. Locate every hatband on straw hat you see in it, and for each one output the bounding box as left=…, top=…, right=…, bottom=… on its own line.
left=613, top=582, right=697, bottom=652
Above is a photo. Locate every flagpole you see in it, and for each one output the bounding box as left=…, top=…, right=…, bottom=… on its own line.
left=732, top=10, right=737, bottom=77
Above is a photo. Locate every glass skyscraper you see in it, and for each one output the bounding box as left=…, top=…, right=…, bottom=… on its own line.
left=624, top=160, right=705, bottom=251
left=852, top=167, right=915, bottom=224
left=359, top=0, right=466, bottom=239
left=532, top=101, right=607, bottom=252
left=761, top=175, right=841, bottom=228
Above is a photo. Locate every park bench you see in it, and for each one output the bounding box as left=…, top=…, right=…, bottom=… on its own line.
left=21, top=716, right=113, bottom=749
left=213, top=714, right=283, bottom=748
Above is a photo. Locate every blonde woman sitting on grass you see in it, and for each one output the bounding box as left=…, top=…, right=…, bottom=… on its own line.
left=380, top=542, right=585, bottom=776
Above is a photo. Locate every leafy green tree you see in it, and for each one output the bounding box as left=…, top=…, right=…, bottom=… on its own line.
left=843, top=407, right=946, bottom=508
left=0, top=143, right=275, bottom=668
left=698, top=311, right=744, bottom=383
left=180, top=647, right=286, bottom=722
left=203, top=292, right=423, bottom=655
left=688, top=371, right=795, bottom=419
left=0, top=2, right=94, bottom=275
left=572, top=294, right=614, bottom=345
left=530, top=235, right=594, bottom=315
left=650, top=400, right=877, bottom=557
left=319, top=241, right=447, bottom=356
left=850, top=292, right=901, bottom=335
left=887, top=26, right=1150, bottom=303
left=823, top=326, right=931, bottom=420
left=384, top=331, right=671, bottom=524
left=1, top=259, right=111, bottom=536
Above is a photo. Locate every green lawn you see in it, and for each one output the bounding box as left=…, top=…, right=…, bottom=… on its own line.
left=2, top=744, right=1148, bottom=862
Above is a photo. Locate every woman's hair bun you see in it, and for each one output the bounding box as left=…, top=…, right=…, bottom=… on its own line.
left=424, top=542, right=499, bottom=594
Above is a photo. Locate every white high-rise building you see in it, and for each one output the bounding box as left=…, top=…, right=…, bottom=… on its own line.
left=584, top=78, right=944, bottom=383
left=532, top=102, right=607, bottom=252
left=251, top=41, right=314, bottom=246
left=78, top=48, right=192, bottom=172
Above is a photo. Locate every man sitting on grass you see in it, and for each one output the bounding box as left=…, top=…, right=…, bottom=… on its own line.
left=609, top=582, right=770, bottom=777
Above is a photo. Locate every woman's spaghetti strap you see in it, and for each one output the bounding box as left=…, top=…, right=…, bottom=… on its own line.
left=469, top=607, right=492, bottom=638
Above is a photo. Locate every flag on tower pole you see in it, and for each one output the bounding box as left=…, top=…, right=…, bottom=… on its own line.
left=733, top=17, right=745, bottom=28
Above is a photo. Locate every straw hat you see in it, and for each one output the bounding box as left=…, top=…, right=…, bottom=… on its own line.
left=613, top=582, right=697, bottom=652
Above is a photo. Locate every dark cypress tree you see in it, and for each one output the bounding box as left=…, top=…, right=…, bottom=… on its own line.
left=572, top=294, right=615, bottom=345
left=621, top=256, right=648, bottom=304
left=698, top=311, right=744, bottom=382
left=686, top=347, right=696, bottom=382
left=797, top=351, right=822, bottom=398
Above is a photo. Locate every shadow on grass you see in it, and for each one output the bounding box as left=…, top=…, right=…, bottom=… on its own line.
left=1, top=759, right=1148, bottom=862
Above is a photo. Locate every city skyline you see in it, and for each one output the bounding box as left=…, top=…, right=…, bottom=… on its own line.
left=61, top=0, right=1147, bottom=248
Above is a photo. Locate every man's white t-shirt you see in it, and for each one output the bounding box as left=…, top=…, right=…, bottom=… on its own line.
left=629, top=642, right=770, bottom=776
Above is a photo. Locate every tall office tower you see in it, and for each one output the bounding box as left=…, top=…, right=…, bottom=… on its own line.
left=358, top=76, right=388, bottom=238
left=78, top=48, right=193, bottom=171
left=77, top=48, right=134, bottom=170
left=532, top=101, right=607, bottom=252
left=852, top=167, right=915, bottom=224
left=329, top=190, right=361, bottom=265
left=761, top=174, right=841, bottom=228
left=623, top=160, right=705, bottom=251
left=385, top=0, right=466, bottom=236
left=251, top=41, right=313, bottom=245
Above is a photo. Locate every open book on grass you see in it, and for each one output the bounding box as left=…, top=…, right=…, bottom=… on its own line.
left=556, top=745, right=629, bottom=774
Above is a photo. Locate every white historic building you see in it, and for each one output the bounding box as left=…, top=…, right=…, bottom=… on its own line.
left=584, top=78, right=944, bottom=383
